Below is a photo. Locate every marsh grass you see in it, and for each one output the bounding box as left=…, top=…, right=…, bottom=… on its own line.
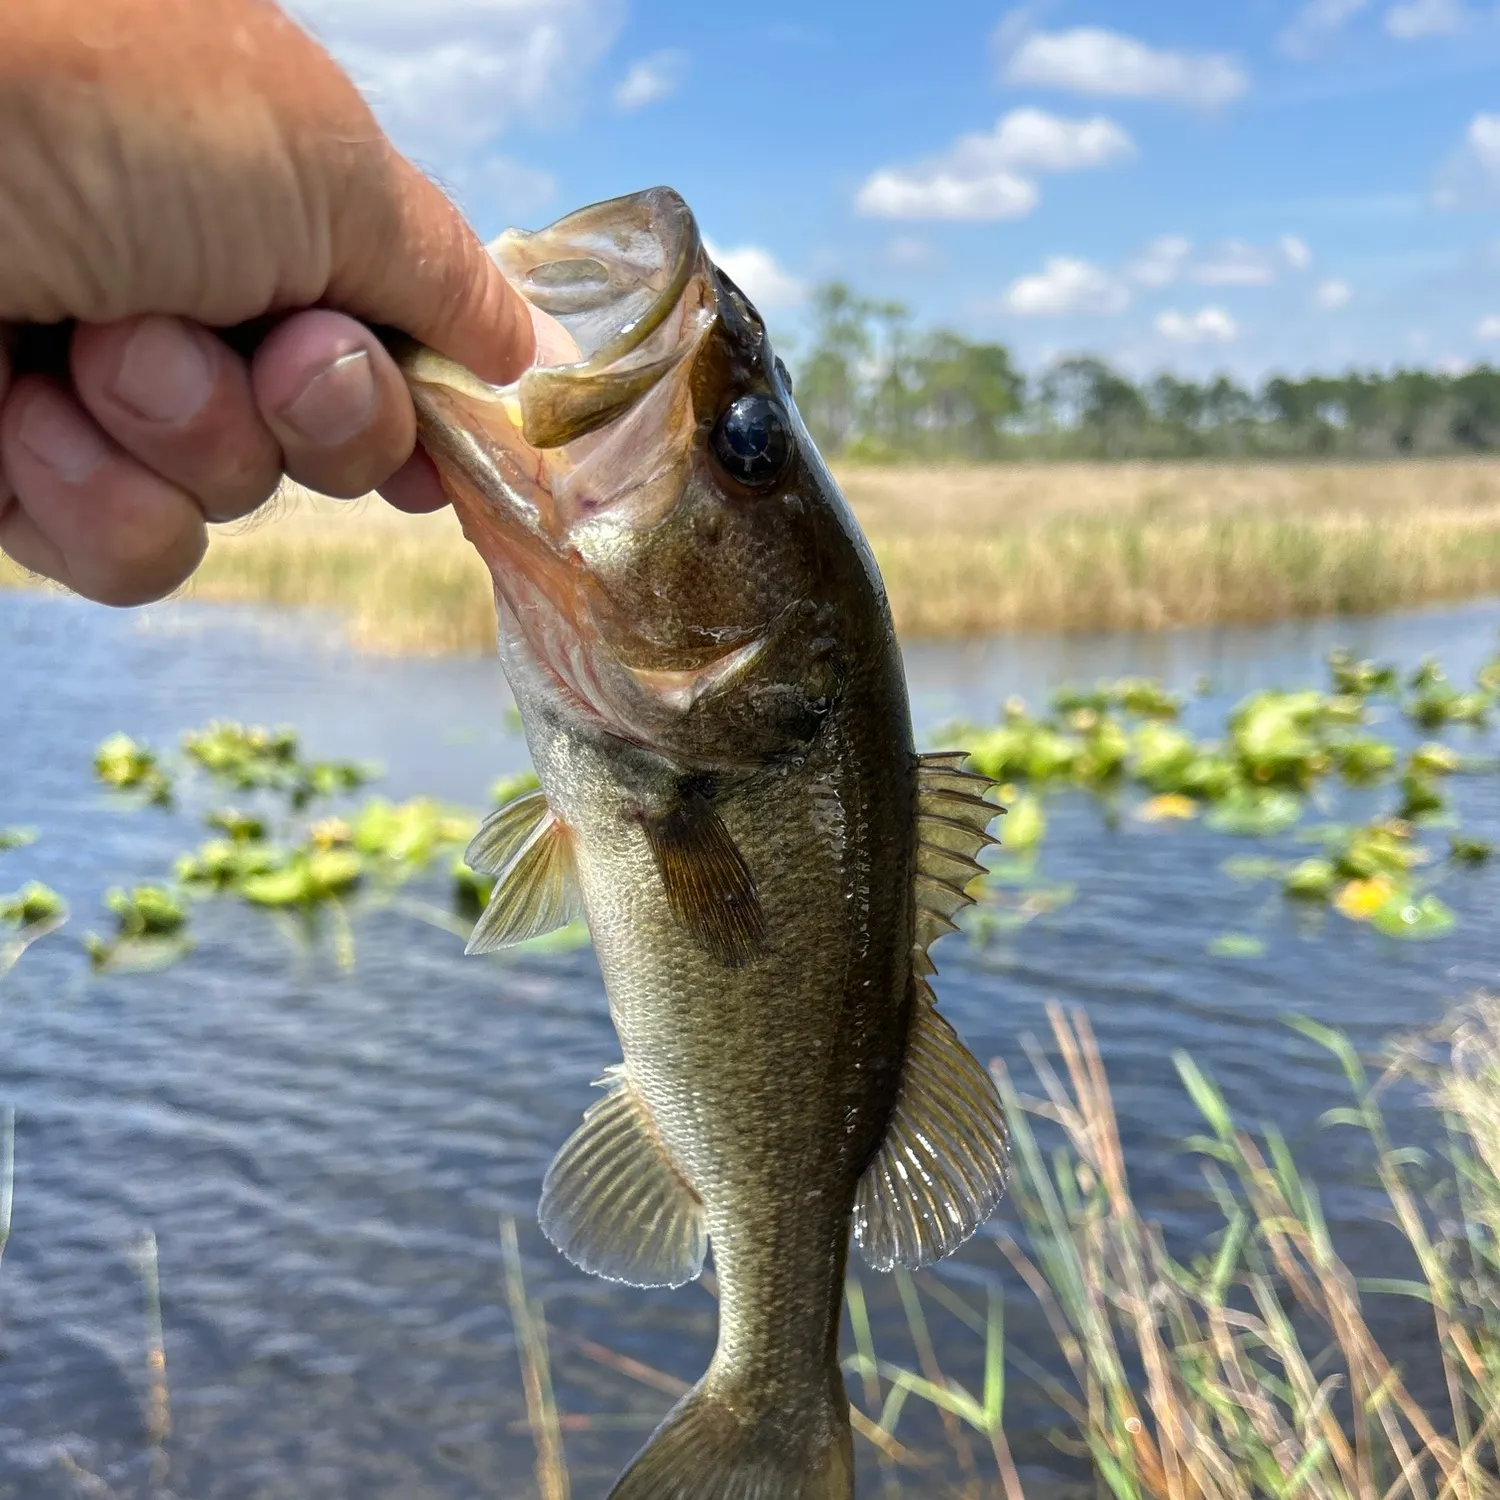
left=507, top=1000, right=1500, bottom=1498
left=6, top=461, right=1500, bottom=652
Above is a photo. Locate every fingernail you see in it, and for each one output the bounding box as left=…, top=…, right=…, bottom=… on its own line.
left=16, top=388, right=109, bottom=484
left=112, top=316, right=214, bottom=425
left=277, top=349, right=377, bottom=446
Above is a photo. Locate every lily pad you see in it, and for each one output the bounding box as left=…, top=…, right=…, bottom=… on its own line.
left=0, top=828, right=36, bottom=852
left=1283, top=858, right=1336, bottom=900
left=1206, top=789, right=1302, bottom=838
left=1368, top=892, right=1456, bottom=941
left=105, top=885, right=187, bottom=937
left=1, top=882, right=67, bottom=926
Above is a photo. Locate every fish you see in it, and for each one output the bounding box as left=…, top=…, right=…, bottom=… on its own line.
left=393, top=187, right=1010, bottom=1500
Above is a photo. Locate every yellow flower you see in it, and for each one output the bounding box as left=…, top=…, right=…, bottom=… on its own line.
left=1136, top=793, right=1199, bottom=822
left=1334, top=875, right=1397, bottom=921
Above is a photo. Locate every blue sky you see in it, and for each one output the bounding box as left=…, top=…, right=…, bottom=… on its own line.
left=290, top=0, right=1500, bottom=382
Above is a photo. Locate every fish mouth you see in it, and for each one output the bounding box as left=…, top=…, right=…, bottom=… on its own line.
left=401, top=187, right=749, bottom=743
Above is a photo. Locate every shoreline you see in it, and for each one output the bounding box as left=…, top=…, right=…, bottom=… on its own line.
left=4, top=457, right=1500, bottom=654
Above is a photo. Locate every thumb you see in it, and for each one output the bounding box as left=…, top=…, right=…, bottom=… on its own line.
left=326, top=148, right=536, bottom=387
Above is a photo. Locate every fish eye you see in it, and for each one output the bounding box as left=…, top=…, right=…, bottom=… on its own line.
left=709, top=394, right=792, bottom=489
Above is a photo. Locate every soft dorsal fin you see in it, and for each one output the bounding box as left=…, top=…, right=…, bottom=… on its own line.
left=641, top=791, right=764, bottom=968
left=539, top=1066, right=708, bottom=1288
left=913, top=751, right=1003, bottom=961
left=853, top=979, right=1010, bottom=1271
left=465, top=791, right=582, bottom=954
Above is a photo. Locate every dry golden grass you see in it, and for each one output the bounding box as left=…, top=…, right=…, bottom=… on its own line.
left=5, top=459, right=1500, bottom=652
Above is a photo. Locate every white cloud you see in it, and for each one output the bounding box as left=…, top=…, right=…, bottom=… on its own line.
left=613, top=48, right=688, bottom=110
left=1191, top=241, right=1279, bottom=286
left=1385, top=0, right=1469, bottom=35
left=1315, top=278, right=1353, bottom=309
left=1004, top=258, right=1131, bottom=316
left=1125, top=235, right=1193, bottom=287
left=1280, top=234, right=1313, bottom=270
left=1279, top=0, right=1372, bottom=58
left=1156, top=307, right=1238, bottom=344
left=1478, top=314, right=1500, bottom=339
left=286, top=0, right=624, bottom=157
left=703, top=242, right=805, bottom=311
left=1436, top=112, right=1500, bottom=206
left=856, top=169, right=1038, bottom=221
left=1003, top=27, right=1248, bottom=108
left=855, top=108, right=1133, bottom=221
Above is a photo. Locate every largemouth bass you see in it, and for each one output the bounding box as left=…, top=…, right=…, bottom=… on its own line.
left=395, top=187, right=1009, bottom=1500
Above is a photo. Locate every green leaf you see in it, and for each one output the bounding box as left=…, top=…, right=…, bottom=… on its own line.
left=1368, top=891, right=1455, bottom=941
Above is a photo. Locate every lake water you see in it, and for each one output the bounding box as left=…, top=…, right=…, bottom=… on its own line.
left=3, top=589, right=1499, bottom=1499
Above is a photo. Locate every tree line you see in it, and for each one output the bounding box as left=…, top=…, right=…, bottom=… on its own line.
left=786, top=283, right=1500, bottom=462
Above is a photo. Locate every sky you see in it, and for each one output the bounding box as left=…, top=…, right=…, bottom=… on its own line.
left=286, top=0, right=1500, bottom=383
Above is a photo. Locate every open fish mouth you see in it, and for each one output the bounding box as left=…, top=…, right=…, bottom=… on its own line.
left=399, top=187, right=762, bottom=744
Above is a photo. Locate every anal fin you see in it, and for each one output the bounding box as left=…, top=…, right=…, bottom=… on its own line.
left=539, top=1067, right=707, bottom=1289
left=465, top=790, right=582, bottom=954
left=853, top=981, right=1010, bottom=1272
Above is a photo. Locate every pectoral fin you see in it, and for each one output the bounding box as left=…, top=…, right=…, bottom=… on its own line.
left=465, top=793, right=582, bottom=954
left=641, top=792, right=764, bottom=967
left=853, top=981, right=1010, bottom=1271
left=539, top=1067, right=707, bottom=1288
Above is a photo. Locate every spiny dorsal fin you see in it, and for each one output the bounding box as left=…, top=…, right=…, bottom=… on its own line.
left=539, top=1066, right=707, bottom=1289
left=853, top=980, right=1010, bottom=1271
left=913, top=751, right=1002, bottom=963
left=465, top=795, right=582, bottom=955
left=641, top=791, right=764, bottom=968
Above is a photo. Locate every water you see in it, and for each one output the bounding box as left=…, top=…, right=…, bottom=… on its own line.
left=3, top=590, right=1499, bottom=1499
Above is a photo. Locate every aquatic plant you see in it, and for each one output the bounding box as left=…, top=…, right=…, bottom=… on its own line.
left=93, top=732, right=172, bottom=805
left=503, top=1000, right=1500, bottom=1498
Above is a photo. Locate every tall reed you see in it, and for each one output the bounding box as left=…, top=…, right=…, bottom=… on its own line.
left=5, top=461, right=1500, bottom=652
left=505, top=998, right=1500, bottom=1498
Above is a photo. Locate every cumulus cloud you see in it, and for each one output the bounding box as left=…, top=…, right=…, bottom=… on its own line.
left=1436, top=113, right=1500, bottom=207
left=1003, top=258, right=1131, bottom=316
left=1279, top=0, right=1372, bottom=58
left=286, top=0, right=624, bottom=157
left=1123, top=236, right=1193, bottom=287
left=1385, top=0, right=1469, bottom=35
left=703, top=242, right=805, bottom=311
left=613, top=49, right=688, bottom=110
left=856, top=108, right=1133, bottom=221
left=1315, top=279, right=1353, bottom=309
left=1001, top=26, right=1248, bottom=108
left=1478, top=314, right=1500, bottom=339
left=1156, top=307, right=1239, bottom=344
left=1191, top=241, right=1280, bottom=286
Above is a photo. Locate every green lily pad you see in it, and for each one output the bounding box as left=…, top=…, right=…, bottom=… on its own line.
left=1205, top=789, right=1302, bottom=837
left=1283, top=858, right=1337, bottom=900
left=1450, top=835, right=1494, bottom=864
left=0, top=828, right=36, bottom=852
left=490, top=769, right=541, bottom=806
left=998, top=793, right=1046, bottom=852
left=1, top=881, right=67, bottom=926
left=1368, top=892, right=1456, bottom=941
left=105, top=885, right=187, bottom=937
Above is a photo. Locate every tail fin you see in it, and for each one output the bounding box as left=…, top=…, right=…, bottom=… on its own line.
left=608, top=1375, right=853, bottom=1500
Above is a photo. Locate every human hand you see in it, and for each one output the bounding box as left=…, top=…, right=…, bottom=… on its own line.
left=0, top=0, right=535, bottom=607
